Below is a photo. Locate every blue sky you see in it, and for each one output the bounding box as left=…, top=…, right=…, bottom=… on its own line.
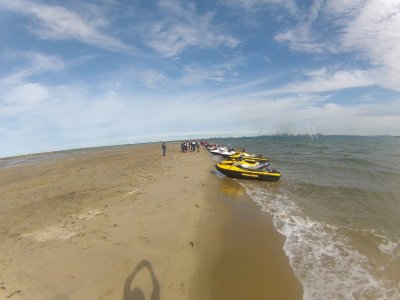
left=1, top=0, right=400, bottom=157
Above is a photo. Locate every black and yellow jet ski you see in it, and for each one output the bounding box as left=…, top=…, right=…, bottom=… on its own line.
left=215, top=161, right=281, bottom=181
left=224, top=152, right=270, bottom=163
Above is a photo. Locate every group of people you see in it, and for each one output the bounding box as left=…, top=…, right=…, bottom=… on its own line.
left=180, top=140, right=200, bottom=152
left=161, top=140, right=208, bottom=156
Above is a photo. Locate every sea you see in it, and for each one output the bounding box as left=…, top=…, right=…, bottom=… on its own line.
left=210, top=135, right=400, bottom=300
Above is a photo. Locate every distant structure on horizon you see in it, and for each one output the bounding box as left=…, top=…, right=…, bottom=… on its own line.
left=306, top=124, right=319, bottom=140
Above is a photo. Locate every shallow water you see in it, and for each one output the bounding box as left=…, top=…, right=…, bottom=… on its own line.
left=210, top=136, right=400, bottom=300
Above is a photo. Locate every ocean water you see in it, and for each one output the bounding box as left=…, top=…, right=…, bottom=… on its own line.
left=211, top=136, right=400, bottom=300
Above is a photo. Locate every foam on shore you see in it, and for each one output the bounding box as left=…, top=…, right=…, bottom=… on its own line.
left=190, top=172, right=303, bottom=299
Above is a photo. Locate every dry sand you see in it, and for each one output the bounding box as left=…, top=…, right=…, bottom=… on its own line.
left=0, top=143, right=302, bottom=299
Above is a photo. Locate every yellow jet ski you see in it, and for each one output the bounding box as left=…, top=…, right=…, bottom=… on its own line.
left=215, top=161, right=281, bottom=181
left=223, top=152, right=270, bottom=163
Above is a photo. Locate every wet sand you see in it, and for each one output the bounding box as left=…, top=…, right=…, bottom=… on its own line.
left=190, top=177, right=303, bottom=300
left=0, top=143, right=302, bottom=299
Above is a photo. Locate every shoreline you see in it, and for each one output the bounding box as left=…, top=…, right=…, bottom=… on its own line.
left=190, top=167, right=303, bottom=299
left=0, top=143, right=302, bottom=299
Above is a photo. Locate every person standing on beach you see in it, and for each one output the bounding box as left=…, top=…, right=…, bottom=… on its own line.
left=162, top=143, right=166, bottom=156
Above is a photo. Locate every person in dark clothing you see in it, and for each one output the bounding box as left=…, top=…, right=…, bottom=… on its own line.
left=162, top=143, right=166, bottom=156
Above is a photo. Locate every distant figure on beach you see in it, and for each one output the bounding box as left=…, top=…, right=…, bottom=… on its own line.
left=162, top=143, right=166, bottom=156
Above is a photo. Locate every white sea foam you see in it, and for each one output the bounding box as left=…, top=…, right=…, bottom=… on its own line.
left=376, top=234, right=399, bottom=255
left=241, top=183, right=400, bottom=300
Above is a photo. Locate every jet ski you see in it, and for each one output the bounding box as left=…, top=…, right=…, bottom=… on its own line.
left=225, top=152, right=269, bottom=163
left=209, top=147, right=236, bottom=157
left=215, top=161, right=281, bottom=181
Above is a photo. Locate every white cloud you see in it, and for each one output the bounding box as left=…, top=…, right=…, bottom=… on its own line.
left=181, top=64, right=226, bottom=85
left=142, top=70, right=169, bottom=88
left=339, top=0, right=400, bottom=90
left=274, top=24, right=323, bottom=53
left=174, top=91, right=400, bottom=136
left=0, top=0, right=135, bottom=54
left=273, top=0, right=326, bottom=53
left=0, top=52, right=65, bottom=85
left=106, top=53, right=244, bottom=89
left=325, top=0, right=365, bottom=16
left=223, top=0, right=298, bottom=14
left=324, top=102, right=338, bottom=109
left=1, top=0, right=400, bottom=157
left=246, top=68, right=375, bottom=97
left=143, top=0, right=239, bottom=57
left=274, top=0, right=400, bottom=91
left=3, top=83, right=49, bottom=105
left=180, top=57, right=243, bottom=85
left=0, top=53, right=64, bottom=110
left=285, top=69, right=375, bottom=94
left=111, top=67, right=170, bottom=89
left=0, top=52, right=66, bottom=111
left=1, top=79, right=399, bottom=157
left=20, top=52, right=65, bottom=73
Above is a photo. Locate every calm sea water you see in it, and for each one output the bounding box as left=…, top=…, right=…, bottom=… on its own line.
left=211, top=135, right=400, bottom=300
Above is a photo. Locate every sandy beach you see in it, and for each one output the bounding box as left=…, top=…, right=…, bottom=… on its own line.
left=0, top=143, right=302, bottom=299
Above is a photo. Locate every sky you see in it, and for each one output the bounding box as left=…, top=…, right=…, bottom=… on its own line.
left=1, top=0, right=400, bottom=157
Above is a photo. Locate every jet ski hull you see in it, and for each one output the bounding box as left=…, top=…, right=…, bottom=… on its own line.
left=209, top=149, right=235, bottom=157
left=215, top=163, right=280, bottom=181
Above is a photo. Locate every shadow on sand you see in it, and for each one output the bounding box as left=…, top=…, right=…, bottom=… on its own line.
left=123, top=259, right=160, bottom=300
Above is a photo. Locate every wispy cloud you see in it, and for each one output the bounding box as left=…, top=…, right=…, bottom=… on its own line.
left=272, top=0, right=400, bottom=91
left=142, top=0, right=239, bottom=57
left=272, top=68, right=375, bottom=95
left=0, top=52, right=65, bottom=85
left=219, top=68, right=375, bottom=100
left=222, top=0, right=298, bottom=14
left=180, top=55, right=244, bottom=85
left=274, top=24, right=323, bottom=54
left=1, top=0, right=399, bottom=157
left=338, top=0, right=400, bottom=90
left=101, top=53, right=245, bottom=89
left=0, top=0, right=136, bottom=54
left=0, top=52, right=65, bottom=113
left=142, top=70, right=169, bottom=88
left=1, top=78, right=399, bottom=157
left=273, top=0, right=326, bottom=53
left=2, top=83, right=50, bottom=105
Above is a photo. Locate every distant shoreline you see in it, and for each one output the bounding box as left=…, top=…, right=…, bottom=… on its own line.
left=2, top=134, right=399, bottom=160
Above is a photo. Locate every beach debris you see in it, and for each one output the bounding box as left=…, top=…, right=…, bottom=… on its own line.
left=195, top=204, right=199, bottom=208
left=190, top=241, right=194, bottom=248
left=90, top=209, right=104, bottom=216
left=0, top=282, right=5, bottom=289
left=22, top=225, right=78, bottom=242
left=112, top=242, right=126, bottom=246
left=6, top=289, right=21, bottom=299
left=139, top=235, right=151, bottom=243
left=122, top=189, right=139, bottom=198
left=83, top=245, right=89, bottom=249
left=71, top=208, right=104, bottom=220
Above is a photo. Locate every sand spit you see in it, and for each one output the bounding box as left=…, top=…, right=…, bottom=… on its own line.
left=0, top=144, right=213, bottom=299
left=0, top=143, right=302, bottom=299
